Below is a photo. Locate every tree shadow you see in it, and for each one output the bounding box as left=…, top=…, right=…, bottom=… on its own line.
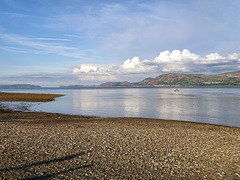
left=0, top=151, right=93, bottom=179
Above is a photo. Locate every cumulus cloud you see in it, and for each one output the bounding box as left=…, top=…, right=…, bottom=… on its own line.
left=154, top=49, right=200, bottom=63
left=73, top=49, right=240, bottom=82
left=119, top=57, right=158, bottom=74
left=72, top=64, right=119, bottom=81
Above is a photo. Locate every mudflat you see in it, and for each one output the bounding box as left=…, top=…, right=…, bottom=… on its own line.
left=0, top=92, right=64, bottom=102
left=0, top=93, right=239, bottom=179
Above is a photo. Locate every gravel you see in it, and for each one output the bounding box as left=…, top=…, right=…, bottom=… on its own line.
left=0, top=110, right=239, bottom=179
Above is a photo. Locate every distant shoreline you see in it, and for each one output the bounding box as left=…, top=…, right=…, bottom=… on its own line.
left=1, top=85, right=240, bottom=90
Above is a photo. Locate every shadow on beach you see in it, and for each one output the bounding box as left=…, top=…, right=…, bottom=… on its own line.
left=0, top=151, right=93, bottom=180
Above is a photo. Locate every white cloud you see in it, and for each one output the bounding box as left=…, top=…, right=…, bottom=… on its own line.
left=73, top=64, right=119, bottom=81
left=35, top=37, right=71, bottom=41
left=154, top=49, right=200, bottom=63
left=72, top=49, right=240, bottom=82
left=0, top=46, right=44, bottom=54
left=120, top=57, right=157, bottom=74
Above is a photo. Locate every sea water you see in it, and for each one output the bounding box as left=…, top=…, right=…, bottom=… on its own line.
left=0, top=87, right=240, bottom=127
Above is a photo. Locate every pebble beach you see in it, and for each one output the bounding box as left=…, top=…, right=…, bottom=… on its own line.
left=0, top=93, right=239, bottom=179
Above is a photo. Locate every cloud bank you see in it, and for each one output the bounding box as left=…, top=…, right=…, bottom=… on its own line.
left=73, top=49, right=240, bottom=82
left=0, top=72, right=80, bottom=87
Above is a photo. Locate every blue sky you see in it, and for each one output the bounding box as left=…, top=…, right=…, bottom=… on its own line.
left=0, top=0, right=240, bottom=86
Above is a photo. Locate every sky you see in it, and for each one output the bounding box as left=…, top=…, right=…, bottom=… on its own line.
left=0, top=0, right=240, bottom=86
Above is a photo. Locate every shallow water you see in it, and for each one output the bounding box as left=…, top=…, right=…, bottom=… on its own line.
left=1, top=87, right=240, bottom=127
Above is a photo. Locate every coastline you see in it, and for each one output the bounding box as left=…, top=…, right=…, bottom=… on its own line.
left=0, top=93, right=239, bottom=179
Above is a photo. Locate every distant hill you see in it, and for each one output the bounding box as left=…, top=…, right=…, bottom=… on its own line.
left=100, top=81, right=133, bottom=87
left=1, top=71, right=239, bottom=88
left=100, top=71, right=240, bottom=87
left=0, top=84, right=42, bottom=89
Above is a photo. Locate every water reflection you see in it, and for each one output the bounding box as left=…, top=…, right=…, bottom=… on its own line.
left=122, top=89, right=141, bottom=117
left=72, top=90, right=99, bottom=115
left=72, top=89, right=126, bottom=117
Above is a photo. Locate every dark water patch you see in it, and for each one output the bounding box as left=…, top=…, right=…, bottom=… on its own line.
left=0, top=102, right=41, bottom=112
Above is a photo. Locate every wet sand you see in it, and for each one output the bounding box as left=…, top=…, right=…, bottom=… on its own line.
left=0, top=92, right=239, bottom=179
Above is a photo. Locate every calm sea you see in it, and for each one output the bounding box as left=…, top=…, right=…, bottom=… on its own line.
left=1, top=87, right=240, bottom=127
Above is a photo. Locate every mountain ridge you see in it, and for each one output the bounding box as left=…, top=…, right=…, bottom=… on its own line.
left=100, top=71, right=240, bottom=87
